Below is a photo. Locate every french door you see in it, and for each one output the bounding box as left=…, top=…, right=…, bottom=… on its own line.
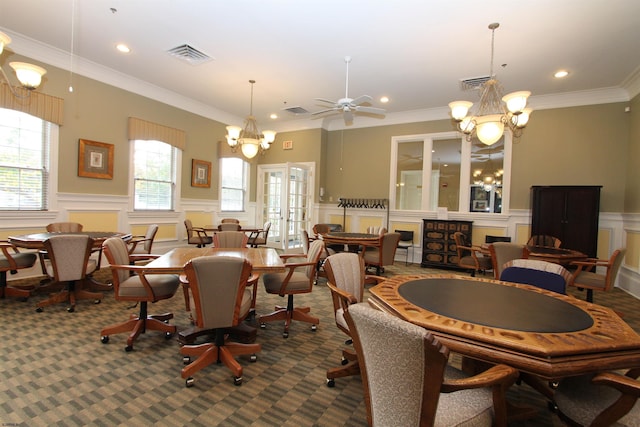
left=257, top=162, right=314, bottom=250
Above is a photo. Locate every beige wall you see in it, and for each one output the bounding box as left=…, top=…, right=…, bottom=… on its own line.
left=624, top=93, right=640, bottom=212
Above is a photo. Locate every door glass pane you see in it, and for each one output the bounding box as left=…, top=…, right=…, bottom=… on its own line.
left=396, top=140, right=423, bottom=210
left=470, top=138, right=504, bottom=213
left=432, top=139, right=460, bottom=212
left=262, top=170, right=283, bottom=244
left=287, top=166, right=308, bottom=250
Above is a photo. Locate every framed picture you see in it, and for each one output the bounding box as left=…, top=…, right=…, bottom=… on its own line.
left=78, top=139, right=114, bottom=179
left=472, top=199, right=488, bottom=212
left=191, top=159, right=211, bottom=187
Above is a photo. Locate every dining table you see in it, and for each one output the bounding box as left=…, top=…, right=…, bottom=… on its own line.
left=526, top=245, right=588, bottom=266
left=321, top=231, right=380, bottom=252
left=145, top=246, right=286, bottom=344
left=367, top=273, right=640, bottom=381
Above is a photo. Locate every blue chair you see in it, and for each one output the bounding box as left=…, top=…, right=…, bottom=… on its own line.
left=499, top=259, right=572, bottom=294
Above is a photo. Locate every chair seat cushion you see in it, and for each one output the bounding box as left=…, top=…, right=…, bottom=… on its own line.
left=118, top=274, right=180, bottom=299
left=0, top=252, right=37, bottom=269
left=555, top=373, right=640, bottom=427
left=44, top=258, right=97, bottom=278
left=460, top=255, right=492, bottom=270
left=263, top=271, right=311, bottom=294
left=436, top=365, right=494, bottom=427
left=574, top=271, right=607, bottom=289
left=188, top=236, right=212, bottom=245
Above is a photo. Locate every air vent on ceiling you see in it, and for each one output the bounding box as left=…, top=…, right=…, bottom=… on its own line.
left=167, top=44, right=212, bottom=65
left=459, top=75, right=490, bottom=91
left=282, top=106, right=310, bottom=115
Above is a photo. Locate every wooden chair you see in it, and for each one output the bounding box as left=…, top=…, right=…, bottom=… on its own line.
left=323, top=252, right=385, bottom=387
left=127, top=224, right=158, bottom=259
left=500, top=259, right=573, bottom=294
left=259, top=239, right=324, bottom=338
left=220, top=218, right=240, bottom=224
left=527, top=235, right=562, bottom=248
left=184, top=219, right=212, bottom=247
left=218, top=222, right=241, bottom=231
left=180, top=256, right=261, bottom=387
left=39, top=222, right=85, bottom=280
left=100, top=237, right=179, bottom=351
left=570, top=248, right=626, bottom=303
left=362, top=232, right=401, bottom=275
left=488, top=242, right=530, bottom=280
left=345, top=303, right=517, bottom=427
left=453, top=231, right=492, bottom=277
left=36, top=235, right=102, bottom=312
left=247, top=221, right=271, bottom=247
left=0, top=240, right=37, bottom=300
left=554, top=368, right=640, bottom=427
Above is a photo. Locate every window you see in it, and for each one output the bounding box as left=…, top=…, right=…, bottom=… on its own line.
left=220, top=157, right=248, bottom=211
left=133, top=139, right=176, bottom=210
left=0, top=108, right=50, bottom=210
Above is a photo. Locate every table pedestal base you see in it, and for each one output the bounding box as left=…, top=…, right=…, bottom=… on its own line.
left=177, top=322, right=257, bottom=346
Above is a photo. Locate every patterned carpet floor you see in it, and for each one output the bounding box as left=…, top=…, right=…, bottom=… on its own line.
left=1, top=261, right=639, bottom=426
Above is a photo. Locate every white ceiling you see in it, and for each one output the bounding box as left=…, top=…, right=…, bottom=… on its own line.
left=1, top=0, right=640, bottom=132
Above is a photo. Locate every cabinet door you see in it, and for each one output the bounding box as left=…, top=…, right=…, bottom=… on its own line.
left=563, top=187, right=600, bottom=257
left=531, top=187, right=566, bottom=239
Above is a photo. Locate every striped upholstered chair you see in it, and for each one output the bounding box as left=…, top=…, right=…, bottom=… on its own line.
left=345, top=303, right=517, bottom=427
left=500, top=259, right=573, bottom=294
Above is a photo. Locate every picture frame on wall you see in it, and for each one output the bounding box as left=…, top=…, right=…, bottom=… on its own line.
left=191, top=159, right=211, bottom=188
left=78, top=139, right=114, bottom=179
left=472, top=199, right=488, bottom=212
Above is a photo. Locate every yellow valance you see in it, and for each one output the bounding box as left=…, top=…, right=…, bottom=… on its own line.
left=0, top=83, right=64, bottom=125
left=127, top=117, right=186, bottom=150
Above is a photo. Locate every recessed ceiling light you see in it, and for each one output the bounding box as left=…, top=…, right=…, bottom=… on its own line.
left=270, top=113, right=278, bottom=119
left=116, top=43, right=130, bottom=53
left=554, top=70, right=569, bottom=78
left=380, top=96, right=389, bottom=103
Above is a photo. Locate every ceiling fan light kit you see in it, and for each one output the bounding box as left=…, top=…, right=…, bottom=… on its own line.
left=225, top=80, right=276, bottom=159
left=449, top=23, right=532, bottom=146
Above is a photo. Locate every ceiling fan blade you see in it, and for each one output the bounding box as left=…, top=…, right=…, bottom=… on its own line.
left=343, top=109, right=354, bottom=124
left=350, top=95, right=372, bottom=106
left=311, top=108, right=338, bottom=116
left=355, top=106, right=386, bottom=115
left=314, top=98, right=338, bottom=105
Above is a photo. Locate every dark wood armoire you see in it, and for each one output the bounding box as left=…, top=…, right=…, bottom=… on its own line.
left=530, top=185, right=601, bottom=258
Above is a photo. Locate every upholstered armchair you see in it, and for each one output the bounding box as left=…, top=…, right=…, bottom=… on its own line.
left=100, top=237, right=180, bottom=351
left=180, top=256, right=261, bottom=387
left=220, top=218, right=240, bottom=224
left=527, top=235, right=562, bottom=248
left=247, top=222, right=271, bottom=247
left=453, top=231, right=492, bottom=277
left=127, top=224, right=158, bottom=258
left=362, top=232, right=401, bottom=275
left=323, top=252, right=385, bottom=387
left=0, top=240, right=37, bottom=300
left=570, top=248, right=626, bottom=303
left=184, top=219, right=212, bottom=247
left=259, top=239, right=324, bottom=338
left=218, top=222, right=241, bottom=231
left=345, top=303, right=517, bottom=427
left=488, top=242, right=530, bottom=280
left=500, top=259, right=573, bottom=294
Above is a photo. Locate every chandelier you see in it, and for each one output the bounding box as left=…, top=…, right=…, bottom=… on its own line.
left=0, top=31, right=47, bottom=98
left=225, top=80, right=276, bottom=159
left=449, top=23, right=532, bottom=146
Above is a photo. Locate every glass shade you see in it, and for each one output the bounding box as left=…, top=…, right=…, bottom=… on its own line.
left=240, top=139, right=259, bottom=159
left=502, top=91, right=530, bottom=114
left=262, top=129, right=276, bottom=144
left=260, top=139, right=271, bottom=150
left=448, top=101, right=473, bottom=121
left=475, top=114, right=504, bottom=146
left=512, top=108, right=532, bottom=128
left=459, top=117, right=475, bottom=134
left=9, top=62, right=46, bottom=89
left=226, top=125, right=241, bottom=140
left=0, top=31, right=10, bottom=55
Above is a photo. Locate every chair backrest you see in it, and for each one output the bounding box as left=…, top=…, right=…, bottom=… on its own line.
left=102, top=237, right=132, bottom=286
left=220, top=218, right=240, bottom=224
left=605, top=248, right=626, bottom=291
left=527, top=235, right=561, bottom=248
left=304, top=239, right=325, bottom=279
left=43, top=234, right=93, bottom=282
left=184, top=219, right=194, bottom=238
left=262, top=221, right=271, bottom=237
left=345, top=303, right=449, bottom=427
left=489, top=242, right=529, bottom=279
left=453, top=232, right=471, bottom=259
left=185, top=256, right=253, bottom=329
left=214, top=231, right=248, bottom=248
left=366, top=226, right=387, bottom=235
left=324, top=252, right=365, bottom=303
left=313, top=223, right=342, bottom=237
left=46, top=222, right=83, bottom=233
left=218, top=223, right=241, bottom=231
left=379, top=232, right=402, bottom=265
left=142, top=224, right=158, bottom=253
left=301, top=230, right=310, bottom=255
left=395, top=230, right=414, bottom=245
left=500, top=259, right=572, bottom=294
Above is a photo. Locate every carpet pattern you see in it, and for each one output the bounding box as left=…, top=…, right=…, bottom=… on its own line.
left=1, top=262, right=639, bottom=426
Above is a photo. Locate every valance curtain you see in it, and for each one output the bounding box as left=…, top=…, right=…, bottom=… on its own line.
left=0, top=83, right=64, bottom=125
left=128, top=117, right=186, bottom=150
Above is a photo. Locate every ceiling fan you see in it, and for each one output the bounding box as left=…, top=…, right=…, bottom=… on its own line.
left=312, top=56, right=386, bottom=125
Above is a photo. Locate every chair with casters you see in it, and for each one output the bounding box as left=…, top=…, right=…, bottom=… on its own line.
left=500, top=259, right=573, bottom=294
left=218, top=222, right=241, bottom=231
left=259, top=239, right=324, bottom=338
left=220, top=218, right=240, bottom=224
left=36, top=235, right=103, bottom=312
left=345, top=303, right=518, bottom=427
left=395, top=230, right=414, bottom=266
left=247, top=221, right=271, bottom=248
left=488, top=242, right=530, bottom=280
left=313, top=223, right=343, bottom=254
left=362, top=232, right=401, bottom=275
left=180, top=256, right=261, bottom=387
left=527, top=235, right=562, bottom=248
left=0, top=240, right=38, bottom=300
left=570, top=248, right=626, bottom=303
left=100, top=237, right=180, bottom=351
left=38, top=222, right=85, bottom=281
left=127, top=224, right=158, bottom=262
left=453, top=232, right=492, bottom=277
left=554, top=367, right=640, bottom=427
left=184, top=219, right=212, bottom=247
left=323, top=252, right=385, bottom=388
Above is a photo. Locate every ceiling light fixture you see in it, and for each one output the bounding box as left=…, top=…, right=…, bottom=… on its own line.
left=448, top=23, right=532, bottom=146
left=0, top=31, right=47, bottom=98
left=226, top=80, right=276, bottom=159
